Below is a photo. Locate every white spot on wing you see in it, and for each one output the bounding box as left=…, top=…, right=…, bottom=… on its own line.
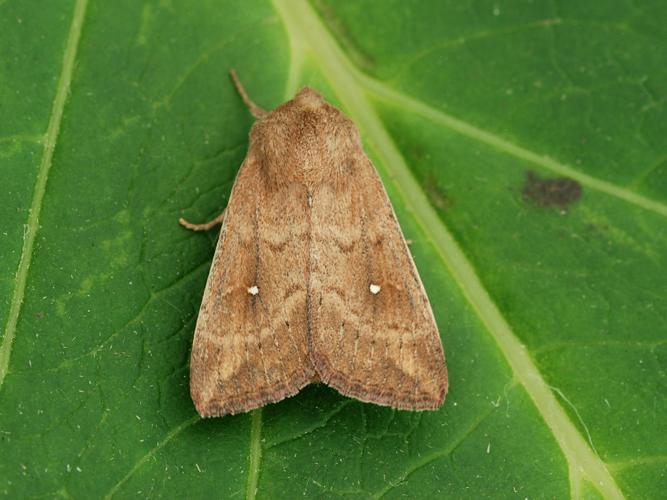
left=369, top=284, right=381, bottom=294
left=247, top=285, right=259, bottom=296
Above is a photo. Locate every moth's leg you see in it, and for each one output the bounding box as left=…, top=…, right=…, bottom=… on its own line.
left=230, top=69, right=268, bottom=119
left=179, top=209, right=226, bottom=231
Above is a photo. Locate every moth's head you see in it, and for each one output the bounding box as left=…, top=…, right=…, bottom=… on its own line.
left=249, top=87, right=363, bottom=188
left=292, top=86, right=327, bottom=108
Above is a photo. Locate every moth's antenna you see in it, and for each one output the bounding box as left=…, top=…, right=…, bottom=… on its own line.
left=230, top=69, right=268, bottom=119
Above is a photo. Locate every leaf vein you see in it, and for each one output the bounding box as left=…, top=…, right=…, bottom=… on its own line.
left=0, top=0, right=89, bottom=390
left=360, top=75, right=667, bottom=218
left=103, top=415, right=200, bottom=499
left=373, top=403, right=499, bottom=499
left=264, top=399, right=355, bottom=450
left=245, top=408, right=263, bottom=500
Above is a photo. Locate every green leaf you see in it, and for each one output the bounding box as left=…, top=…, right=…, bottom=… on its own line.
left=1, top=0, right=665, bottom=498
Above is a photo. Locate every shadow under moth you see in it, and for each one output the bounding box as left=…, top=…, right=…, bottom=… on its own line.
left=181, top=71, right=448, bottom=417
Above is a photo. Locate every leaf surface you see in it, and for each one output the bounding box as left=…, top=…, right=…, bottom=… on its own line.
left=1, top=0, right=666, bottom=498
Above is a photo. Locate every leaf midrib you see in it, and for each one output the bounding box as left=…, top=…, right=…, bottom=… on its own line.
left=0, top=0, right=89, bottom=390
left=271, top=0, right=626, bottom=498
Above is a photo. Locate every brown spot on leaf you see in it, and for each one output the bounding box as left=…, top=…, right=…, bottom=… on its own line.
left=522, top=170, right=581, bottom=210
left=425, top=174, right=453, bottom=211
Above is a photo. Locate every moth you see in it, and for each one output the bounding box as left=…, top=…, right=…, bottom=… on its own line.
left=181, top=71, right=448, bottom=417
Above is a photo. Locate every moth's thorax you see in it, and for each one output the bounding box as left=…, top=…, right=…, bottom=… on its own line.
left=250, top=87, right=362, bottom=189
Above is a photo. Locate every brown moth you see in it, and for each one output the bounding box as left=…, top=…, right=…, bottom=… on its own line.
left=180, top=71, right=448, bottom=417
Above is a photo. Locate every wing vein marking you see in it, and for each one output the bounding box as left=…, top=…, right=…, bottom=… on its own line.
left=361, top=200, right=378, bottom=385
left=253, top=202, right=272, bottom=389
left=215, top=213, right=235, bottom=309
left=381, top=179, right=428, bottom=400
left=363, top=192, right=390, bottom=401
left=350, top=197, right=370, bottom=378
left=253, top=195, right=289, bottom=389
left=257, top=295, right=291, bottom=391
